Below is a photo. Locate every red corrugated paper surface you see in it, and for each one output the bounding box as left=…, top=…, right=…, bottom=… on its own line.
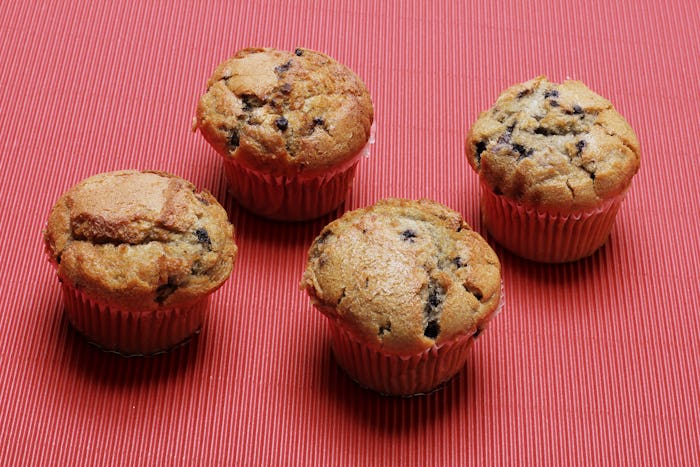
left=1, top=0, right=698, bottom=464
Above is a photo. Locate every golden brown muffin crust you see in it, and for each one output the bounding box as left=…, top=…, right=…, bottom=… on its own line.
left=301, top=198, right=501, bottom=355
left=44, top=171, right=237, bottom=310
left=195, top=47, right=374, bottom=177
left=466, top=76, right=640, bottom=212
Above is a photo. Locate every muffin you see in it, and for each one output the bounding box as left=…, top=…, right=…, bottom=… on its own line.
left=465, top=76, right=641, bottom=262
left=43, top=170, right=237, bottom=355
left=300, top=198, right=503, bottom=396
left=195, top=47, right=374, bottom=221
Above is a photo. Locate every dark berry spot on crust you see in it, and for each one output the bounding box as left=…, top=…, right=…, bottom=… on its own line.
left=194, top=228, right=212, bottom=250
left=573, top=104, right=583, bottom=114
left=401, top=229, right=417, bottom=242
left=226, top=128, right=240, bottom=149
left=576, top=140, right=586, bottom=157
left=313, top=116, right=324, bottom=126
left=544, top=89, right=559, bottom=98
left=452, top=256, right=465, bottom=267
left=534, top=127, right=555, bottom=136
left=549, top=100, right=560, bottom=107
left=196, top=194, right=210, bottom=206
left=155, top=277, right=178, bottom=303
left=274, top=60, right=292, bottom=74
left=275, top=116, right=289, bottom=131
left=474, top=140, right=487, bottom=164
left=315, top=230, right=333, bottom=245
left=241, top=94, right=264, bottom=111
left=294, top=48, right=303, bottom=56
left=517, top=88, right=532, bottom=98
left=280, top=83, right=292, bottom=94
left=378, top=322, right=391, bottom=336
left=422, top=281, right=445, bottom=339
left=428, top=288, right=441, bottom=309
left=424, top=320, right=440, bottom=339
left=513, top=144, right=534, bottom=160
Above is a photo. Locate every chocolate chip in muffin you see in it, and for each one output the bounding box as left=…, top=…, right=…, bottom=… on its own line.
left=498, top=126, right=514, bottom=144
left=401, top=229, right=417, bottom=242
left=225, top=128, right=240, bottom=149
left=315, top=229, right=333, bottom=245
left=423, top=282, right=445, bottom=339
left=241, top=94, right=264, bottom=111
left=534, top=126, right=555, bottom=136
left=474, top=140, right=487, bottom=165
left=378, top=322, right=392, bottom=336
left=275, top=116, right=289, bottom=131
left=191, top=260, right=204, bottom=275
left=274, top=60, right=293, bottom=74
left=544, top=89, right=559, bottom=98
left=194, top=227, right=212, bottom=250
left=452, top=256, right=465, bottom=268
left=424, top=320, right=440, bottom=339
left=513, top=143, right=534, bottom=160
left=155, top=277, right=178, bottom=303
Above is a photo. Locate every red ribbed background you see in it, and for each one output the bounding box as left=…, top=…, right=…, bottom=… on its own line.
left=1, top=0, right=698, bottom=464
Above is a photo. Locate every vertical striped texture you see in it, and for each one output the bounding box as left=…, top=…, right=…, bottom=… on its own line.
left=1, top=0, right=698, bottom=464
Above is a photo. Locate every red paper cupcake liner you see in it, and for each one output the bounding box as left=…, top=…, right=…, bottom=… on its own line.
left=480, top=184, right=626, bottom=263
left=222, top=124, right=375, bottom=221
left=61, top=282, right=209, bottom=356
left=326, top=282, right=505, bottom=397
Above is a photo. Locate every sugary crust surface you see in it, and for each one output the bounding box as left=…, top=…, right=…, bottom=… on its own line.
left=44, top=170, right=237, bottom=310
left=195, top=47, right=374, bottom=177
left=300, top=198, right=502, bottom=355
left=466, top=76, right=640, bottom=212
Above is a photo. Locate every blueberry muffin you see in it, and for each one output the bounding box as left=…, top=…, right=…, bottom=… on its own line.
left=465, top=76, right=640, bottom=262
left=195, top=47, right=374, bottom=221
left=44, top=170, right=237, bottom=355
left=300, top=198, right=502, bottom=396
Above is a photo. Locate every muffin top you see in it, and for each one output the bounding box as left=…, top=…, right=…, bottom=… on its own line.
left=466, top=76, right=640, bottom=212
left=195, top=47, right=374, bottom=177
left=300, top=198, right=502, bottom=355
left=44, top=170, right=237, bottom=310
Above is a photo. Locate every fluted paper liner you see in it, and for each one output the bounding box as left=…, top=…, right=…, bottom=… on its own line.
left=325, top=282, right=505, bottom=397
left=480, top=184, right=626, bottom=263
left=61, top=282, right=208, bottom=356
left=221, top=123, right=375, bottom=221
